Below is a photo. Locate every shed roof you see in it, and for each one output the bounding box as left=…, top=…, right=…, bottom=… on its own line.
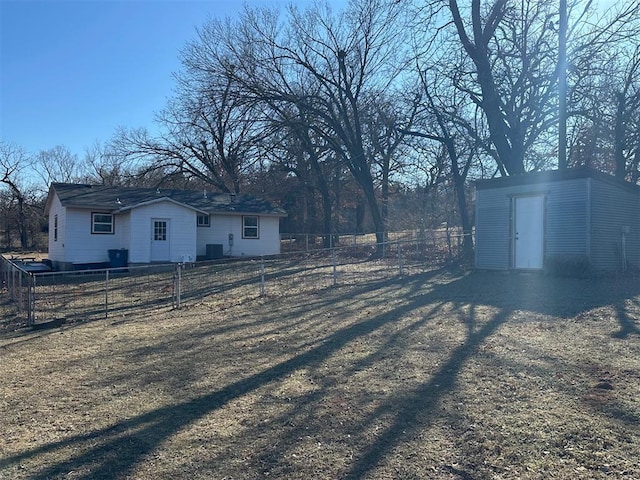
left=45, top=183, right=287, bottom=217
left=475, top=167, right=640, bottom=194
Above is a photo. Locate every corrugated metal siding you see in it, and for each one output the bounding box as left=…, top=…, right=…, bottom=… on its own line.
left=475, top=189, right=511, bottom=269
left=544, top=179, right=589, bottom=257
left=475, top=178, right=589, bottom=270
left=590, top=179, right=640, bottom=270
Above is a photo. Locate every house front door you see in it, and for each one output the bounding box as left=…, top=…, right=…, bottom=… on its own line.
left=513, top=196, right=544, bottom=269
left=150, top=219, right=170, bottom=262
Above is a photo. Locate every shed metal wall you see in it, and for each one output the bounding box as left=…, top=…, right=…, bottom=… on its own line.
left=590, top=178, right=640, bottom=270
left=475, top=188, right=511, bottom=269
left=475, top=177, right=590, bottom=270
left=476, top=169, right=640, bottom=271
left=544, top=178, right=589, bottom=257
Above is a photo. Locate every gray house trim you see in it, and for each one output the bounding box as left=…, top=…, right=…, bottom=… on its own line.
left=476, top=167, right=639, bottom=195
left=475, top=168, right=639, bottom=272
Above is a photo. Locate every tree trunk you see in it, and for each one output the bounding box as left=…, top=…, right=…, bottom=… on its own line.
left=614, top=91, right=627, bottom=179
left=450, top=153, right=474, bottom=263
left=380, top=156, right=390, bottom=239
left=17, top=197, right=28, bottom=249
left=359, top=179, right=385, bottom=256
left=321, top=190, right=333, bottom=249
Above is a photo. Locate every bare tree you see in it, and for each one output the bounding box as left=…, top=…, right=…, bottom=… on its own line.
left=364, top=92, right=418, bottom=233
left=613, top=45, right=640, bottom=182
left=443, top=0, right=640, bottom=178
left=567, top=3, right=640, bottom=182
left=0, top=142, right=35, bottom=249
left=401, top=67, right=478, bottom=261
left=278, top=124, right=341, bottom=244
left=33, top=145, right=82, bottom=188
left=114, top=53, right=267, bottom=193
left=79, top=141, right=129, bottom=186
left=216, top=0, right=414, bottom=250
left=445, top=0, right=564, bottom=175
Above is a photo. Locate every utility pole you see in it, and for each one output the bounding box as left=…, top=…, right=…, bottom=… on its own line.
left=558, top=0, right=568, bottom=169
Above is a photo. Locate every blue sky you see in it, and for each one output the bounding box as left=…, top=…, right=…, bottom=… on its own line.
left=0, top=0, right=615, bottom=160
left=0, top=0, right=327, bottom=158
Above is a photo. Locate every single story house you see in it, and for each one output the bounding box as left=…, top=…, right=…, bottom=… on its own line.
left=44, top=183, right=287, bottom=270
left=475, top=168, right=640, bottom=272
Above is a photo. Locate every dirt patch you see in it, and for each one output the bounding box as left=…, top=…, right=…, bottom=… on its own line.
left=0, top=267, right=639, bottom=479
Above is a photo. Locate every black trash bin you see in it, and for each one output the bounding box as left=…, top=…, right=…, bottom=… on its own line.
left=108, top=249, right=129, bottom=268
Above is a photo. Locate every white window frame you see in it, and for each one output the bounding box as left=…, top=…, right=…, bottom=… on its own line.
left=242, top=215, right=259, bottom=239
left=54, top=214, right=58, bottom=241
left=197, top=214, right=210, bottom=227
left=92, top=212, right=114, bottom=234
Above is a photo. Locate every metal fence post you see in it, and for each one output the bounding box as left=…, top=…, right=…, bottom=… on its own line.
left=260, top=256, right=266, bottom=297
left=332, top=248, right=337, bottom=286
left=105, top=269, right=109, bottom=319
left=28, top=274, right=35, bottom=327
left=18, top=268, right=23, bottom=313
left=176, top=264, right=182, bottom=308
left=14, top=267, right=19, bottom=303
left=398, top=241, right=404, bottom=276
left=5, top=264, right=10, bottom=299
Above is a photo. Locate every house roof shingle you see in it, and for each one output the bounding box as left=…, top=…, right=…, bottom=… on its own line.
left=46, top=183, right=287, bottom=217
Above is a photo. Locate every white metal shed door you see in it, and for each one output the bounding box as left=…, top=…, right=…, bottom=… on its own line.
left=151, top=219, right=170, bottom=262
left=514, top=196, right=544, bottom=269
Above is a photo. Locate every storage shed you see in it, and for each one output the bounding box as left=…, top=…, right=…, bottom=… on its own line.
left=474, top=168, right=640, bottom=272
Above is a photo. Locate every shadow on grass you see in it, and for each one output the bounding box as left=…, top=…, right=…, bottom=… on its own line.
left=1, top=269, right=638, bottom=479
left=612, top=296, right=640, bottom=339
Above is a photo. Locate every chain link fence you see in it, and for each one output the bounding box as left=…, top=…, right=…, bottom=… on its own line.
left=279, top=228, right=468, bottom=255
left=1, top=233, right=469, bottom=328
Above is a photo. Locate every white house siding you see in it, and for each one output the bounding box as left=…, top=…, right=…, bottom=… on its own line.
left=239, top=216, right=281, bottom=256
left=62, top=208, right=126, bottom=264
left=118, top=211, right=132, bottom=252
left=590, top=178, right=640, bottom=270
left=128, top=201, right=197, bottom=263
left=475, top=176, right=589, bottom=270
left=197, top=214, right=282, bottom=258
left=196, top=214, right=232, bottom=256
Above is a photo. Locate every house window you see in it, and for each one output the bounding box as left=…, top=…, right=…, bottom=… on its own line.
left=243, top=216, right=259, bottom=238
left=92, top=213, right=114, bottom=234
left=54, top=215, right=58, bottom=241
left=154, top=220, right=167, bottom=241
left=197, top=214, right=210, bottom=227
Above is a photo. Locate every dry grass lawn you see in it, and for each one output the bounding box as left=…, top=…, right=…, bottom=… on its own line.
left=1, top=266, right=639, bottom=479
